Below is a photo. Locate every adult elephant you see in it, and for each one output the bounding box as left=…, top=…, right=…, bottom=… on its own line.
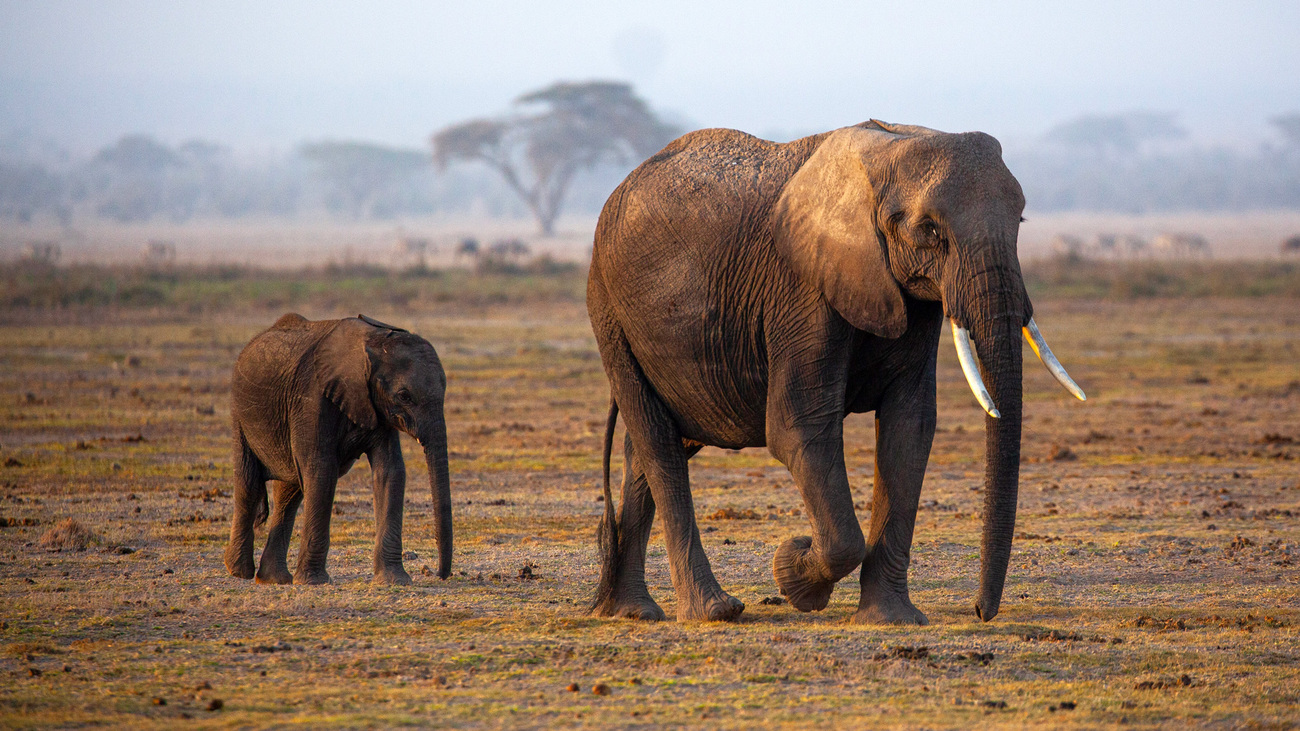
left=587, top=120, right=1085, bottom=624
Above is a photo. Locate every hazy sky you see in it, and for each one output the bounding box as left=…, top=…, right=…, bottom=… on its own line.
left=2, top=0, right=1297, bottom=152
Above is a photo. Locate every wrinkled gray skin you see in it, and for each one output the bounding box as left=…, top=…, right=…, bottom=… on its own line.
left=224, top=313, right=452, bottom=586
left=589, top=120, right=1031, bottom=624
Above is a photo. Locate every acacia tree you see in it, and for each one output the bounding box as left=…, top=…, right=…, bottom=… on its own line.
left=431, top=81, right=680, bottom=235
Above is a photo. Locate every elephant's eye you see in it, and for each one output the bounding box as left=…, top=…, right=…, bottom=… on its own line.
left=396, top=389, right=413, bottom=405
left=918, top=220, right=944, bottom=247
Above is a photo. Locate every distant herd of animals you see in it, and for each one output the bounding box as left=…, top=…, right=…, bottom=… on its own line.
left=1048, top=231, right=1214, bottom=260
left=216, top=120, right=1105, bottom=627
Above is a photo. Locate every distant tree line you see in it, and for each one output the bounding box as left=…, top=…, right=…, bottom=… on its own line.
left=3, top=100, right=1300, bottom=229
left=0, top=131, right=526, bottom=226
left=1006, top=112, right=1300, bottom=212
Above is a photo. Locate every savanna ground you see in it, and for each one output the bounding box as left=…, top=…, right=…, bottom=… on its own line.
left=1, top=258, right=1298, bottom=728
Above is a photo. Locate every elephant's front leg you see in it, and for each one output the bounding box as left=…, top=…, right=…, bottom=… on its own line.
left=369, top=432, right=411, bottom=586
left=256, top=480, right=301, bottom=585
left=293, top=459, right=339, bottom=585
left=768, top=419, right=866, bottom=612
left=853, top=374, right=936, bottom=625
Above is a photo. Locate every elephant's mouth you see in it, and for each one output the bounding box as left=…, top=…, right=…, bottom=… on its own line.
left=950, top=317, right=1085, bottom=416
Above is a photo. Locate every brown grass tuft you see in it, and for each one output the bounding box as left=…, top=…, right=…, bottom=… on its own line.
left=37, top=518, right=97, bottom=552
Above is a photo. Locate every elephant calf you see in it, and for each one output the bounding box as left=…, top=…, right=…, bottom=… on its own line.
left=224, top=313, right=452, bottom=586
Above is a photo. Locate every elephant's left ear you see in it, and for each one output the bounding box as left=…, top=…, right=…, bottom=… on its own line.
left=312, top=320, right=379, bottom=430
left=771, top=127, right=908, bottom=338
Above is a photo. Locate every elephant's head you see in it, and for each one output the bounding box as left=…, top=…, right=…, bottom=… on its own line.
left=315, top=315, right=453, bottom=578
left=772, top=121, right=1084, bottom=621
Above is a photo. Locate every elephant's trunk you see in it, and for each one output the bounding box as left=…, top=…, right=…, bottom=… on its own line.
left=971, top=314, right=1022, bottom=622
left=948, top=252, right=1028, bottom=623
left=422, top=420, right=453, bottom=579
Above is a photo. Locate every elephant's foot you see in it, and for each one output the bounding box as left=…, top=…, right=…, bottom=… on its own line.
left=293, top=567, right=331, bottom=585
left=676, top=589, right=745, bottom=622
left=773, top=536, right=836, bottom=612
left=226, top=551, right=253, bottom=580
left=593, top=592, right=667, bottom=621
left=372, top=564, right=412, bottom=586
left=853, top=589, right=928, bottom=626
left=225, top=548, right=255, bottom=580
left=255, top=562, right=293, bottom=585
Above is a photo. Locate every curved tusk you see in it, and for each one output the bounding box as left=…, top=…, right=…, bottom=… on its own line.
left=952, top=321, right=1000, bottom=418
left=1023, top=318, right=1087, bottom=401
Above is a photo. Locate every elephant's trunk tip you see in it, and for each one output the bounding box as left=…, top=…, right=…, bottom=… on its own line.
left=422, top=430, right=453, bottom=584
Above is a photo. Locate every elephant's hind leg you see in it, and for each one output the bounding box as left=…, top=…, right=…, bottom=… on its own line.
left=256, top=480, right=302, bottom=585
left=593, top=434, right=704, bottom=621
left=593, top=434, right=662, bottom=619
left=598, top=337, right=742, bottom=622
left=224, top=434, right=266, bottom=579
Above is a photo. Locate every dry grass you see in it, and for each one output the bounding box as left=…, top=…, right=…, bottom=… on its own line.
left=35, top=519, right=98, bottom=552
left=0, top=266, right=1297, bottom=728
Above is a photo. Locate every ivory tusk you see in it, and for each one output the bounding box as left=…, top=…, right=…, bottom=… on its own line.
left=1023, top=318, right=1087, bottom=401
left=952, top=322, right=1000, bottom=418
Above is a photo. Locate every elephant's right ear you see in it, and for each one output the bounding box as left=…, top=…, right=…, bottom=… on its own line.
left=312, top=320, right=378, bottom=430
left=771, top=127, right=907, bottom=338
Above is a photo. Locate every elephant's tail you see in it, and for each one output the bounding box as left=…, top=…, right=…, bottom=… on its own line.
left=253, top=491, right=268, bottom=529
left=591, top=395, right=620, bottom=612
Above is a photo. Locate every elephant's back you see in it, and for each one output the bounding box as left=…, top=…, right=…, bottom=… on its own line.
left=592, top=128, right=827, bottom=296
left=233, top=320, right=330, bottom=391
left=231, top=320, right=333, bottom=477
left=595, top=129, right=823, bottom=259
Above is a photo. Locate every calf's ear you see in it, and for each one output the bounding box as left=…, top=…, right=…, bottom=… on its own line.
left=312, top=320, right=378, bottom=430
left=770, top=126, right=908, bottom=338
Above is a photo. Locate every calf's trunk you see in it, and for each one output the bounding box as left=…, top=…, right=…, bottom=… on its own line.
left=423, top=419, right=453, bottom=579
